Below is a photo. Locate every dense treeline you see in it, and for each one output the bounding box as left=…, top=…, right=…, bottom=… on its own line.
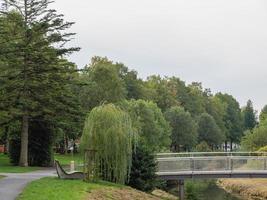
left=0, top=0, right=266, bottom=171
left=79, top=57, right=248, bottom=152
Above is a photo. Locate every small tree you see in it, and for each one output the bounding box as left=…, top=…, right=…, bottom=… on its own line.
left=128, top=145, right=158, bottom=192
left=81, top=104, right=134, bottom=184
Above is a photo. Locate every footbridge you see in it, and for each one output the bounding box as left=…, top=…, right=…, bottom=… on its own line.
left=156, top=152, right=267, bottom=199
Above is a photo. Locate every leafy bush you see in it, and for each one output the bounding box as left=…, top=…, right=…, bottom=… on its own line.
left=258, top=146, right=267, bottom=152
left=128, top=145, right=158, bottom=192
left=195, top=141, right=212, bottom=152
left=241, top=126, right=267, bottom=151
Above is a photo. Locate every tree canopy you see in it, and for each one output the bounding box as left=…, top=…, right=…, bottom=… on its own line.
left=119, top=100, right=171, bottom=152
left=197, top=113, right=225, bottom=148
left=165, top=106, right=197, bottom=152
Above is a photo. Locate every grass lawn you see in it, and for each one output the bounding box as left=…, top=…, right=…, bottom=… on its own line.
left=54, top=153, right=83, bottom=166
left=0, top=154, right=40, bottom=173
left=17, top=177, right=123, bottom=200
left=0, top=175, right=5, bottom=179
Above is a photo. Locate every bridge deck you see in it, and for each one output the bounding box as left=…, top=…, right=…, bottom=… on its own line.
left=157, top=170, right=267, bottom=179
left=156, top=152, right=267, bottom=180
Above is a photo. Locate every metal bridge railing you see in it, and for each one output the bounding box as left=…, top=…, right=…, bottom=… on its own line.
left=156, top=152, right=267, bottom=173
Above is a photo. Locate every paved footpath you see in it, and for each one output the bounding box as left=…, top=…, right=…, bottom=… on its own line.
left=0, top=169, right=56, bottom=200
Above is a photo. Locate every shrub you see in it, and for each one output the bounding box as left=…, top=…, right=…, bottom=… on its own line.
left=195, top=141, right=212, bottom=152
left=127, top=145, right=158, bottom=192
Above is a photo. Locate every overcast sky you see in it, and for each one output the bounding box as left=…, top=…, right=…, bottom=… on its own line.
left=53, top=0, right=267, bottom=112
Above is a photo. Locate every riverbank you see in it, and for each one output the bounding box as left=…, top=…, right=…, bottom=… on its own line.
left=218, top=179, right=267, bottom=200
left=17, top=177, right=177, bottom=200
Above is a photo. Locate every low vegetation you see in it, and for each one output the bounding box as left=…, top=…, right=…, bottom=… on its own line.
left=0, top=154, right=39, bottom=173
left=54, top=153, right=83, bottom=166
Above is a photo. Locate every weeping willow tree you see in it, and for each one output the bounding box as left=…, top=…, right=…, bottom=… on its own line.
left=81, top=104, right=135, bottom=184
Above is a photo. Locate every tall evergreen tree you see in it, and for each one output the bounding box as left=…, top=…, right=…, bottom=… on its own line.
left=242, top=100, right=257, bottom=131
left=0, top=0, right=79, bottom=166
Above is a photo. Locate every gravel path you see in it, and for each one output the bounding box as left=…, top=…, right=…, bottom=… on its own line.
left=0, top=169, right=56, bottom=200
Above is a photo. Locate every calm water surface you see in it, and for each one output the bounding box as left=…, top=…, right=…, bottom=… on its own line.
left=171, top=180, right=245, bottom=200
left=197, top=181, right=242, bottom=200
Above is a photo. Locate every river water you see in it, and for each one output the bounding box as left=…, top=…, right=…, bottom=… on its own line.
left=193, top=180, right=242, bottom=200
left=168, top=180, right=243, bottom=200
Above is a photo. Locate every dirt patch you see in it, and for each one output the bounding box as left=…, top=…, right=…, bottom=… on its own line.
left=86, top=187, right=177, bottom=200
left=218, top=179, right=267, bottom=200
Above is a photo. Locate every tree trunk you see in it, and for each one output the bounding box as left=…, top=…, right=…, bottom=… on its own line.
left=64, top=133, right=68, bottom=154
left=19, top=115, right=29, bottom=167
left=224, top=141, right=227, bottom=152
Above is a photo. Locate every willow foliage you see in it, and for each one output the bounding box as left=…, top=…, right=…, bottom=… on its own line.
left=81, top=104, right=134, bottom=184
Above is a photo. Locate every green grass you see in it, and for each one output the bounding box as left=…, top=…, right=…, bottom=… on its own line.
left=54, top=153, right=83, bottom=166
left=0, top=175, right=5, bottom=179
left=0, top=153, right=83, bottom=173
left=0, top=154, right=40, bottom=173
left=17, top=177, right=123, bottom=200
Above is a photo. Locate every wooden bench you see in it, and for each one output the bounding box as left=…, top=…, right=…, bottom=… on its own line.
left=55, top=160, right=84, bottom=180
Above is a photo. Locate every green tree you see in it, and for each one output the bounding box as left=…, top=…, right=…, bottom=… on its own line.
left=205, top=96, right=227, bottom=138
left=81, top=104, right=134, bottom=184
left=197, top=113, right=225, bottom=148
left=119, top=100, right=171, bottom=152
left=128, top=145, right=157, bottom=192
left=260, top=105, right=267, bottom=124
left=186, top=82, right=206, bottom=116
left=79, top=57, right=127, bottom=111
left=242, top=100, right=257, bottom=130
left=0, top=0, right=79, bottom=166
left=165, top=106, right=198, bottom=152
left=144, top=76, right=179, bottom=111
left=216, top=93, right=243, bottom=150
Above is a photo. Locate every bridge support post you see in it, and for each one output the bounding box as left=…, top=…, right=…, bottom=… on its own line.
left=178, top=179, right=185, bottom=200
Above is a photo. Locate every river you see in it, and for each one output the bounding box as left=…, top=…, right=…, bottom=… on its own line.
left=190, top=180, right=241, bottom=200
left=167, top=179, right=243, bottom=200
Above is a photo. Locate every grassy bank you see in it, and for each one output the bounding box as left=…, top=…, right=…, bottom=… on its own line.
left=0, top=175, right=5, bottom=179
left=0, top=153, right=82, bottom=173
left=218, top=179, right=267, bottom=200
left=17, top=177, right=176, bottom=200
left=0, top=154, right=40, bottom=173
left=54, top=153, right=83, bottom=166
